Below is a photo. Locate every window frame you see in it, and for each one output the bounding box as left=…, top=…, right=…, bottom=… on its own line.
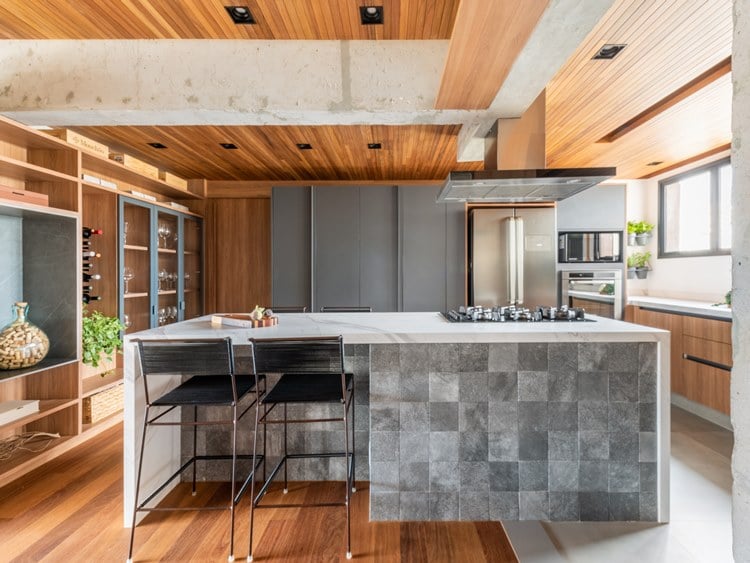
left=658, top=157, right=731, bottom=259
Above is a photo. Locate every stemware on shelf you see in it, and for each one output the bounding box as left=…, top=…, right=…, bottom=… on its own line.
left=122, top=267, right=134, bottom=294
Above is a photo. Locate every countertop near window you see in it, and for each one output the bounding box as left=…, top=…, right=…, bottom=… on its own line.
left=628, top=296, right=731, bottom=320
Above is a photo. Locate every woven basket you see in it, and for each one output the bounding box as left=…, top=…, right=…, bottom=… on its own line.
left=83, top=382, right=124, bottom=424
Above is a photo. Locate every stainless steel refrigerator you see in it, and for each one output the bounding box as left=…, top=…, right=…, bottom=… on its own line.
left=469, top=207, right=557, bottom=308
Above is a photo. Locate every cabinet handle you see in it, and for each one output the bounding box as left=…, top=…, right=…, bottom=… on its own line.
left=682, top=353, right=731, bottom=372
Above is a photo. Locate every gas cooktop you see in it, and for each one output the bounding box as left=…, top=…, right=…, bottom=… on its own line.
left=442, top=305, right=593, bottom=323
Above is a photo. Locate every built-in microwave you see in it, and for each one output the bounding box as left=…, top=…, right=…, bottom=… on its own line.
left=558, top=231, right=622, bottom=263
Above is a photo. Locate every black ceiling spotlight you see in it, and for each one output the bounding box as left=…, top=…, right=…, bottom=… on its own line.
left=647, top=161, right=664, bottom=166
left=225, top=6, right=255, bottom=24
left=592, top=43, right=627, bottom=60
left=147, top=142, right=167, bottom=149
left=296, top=143, right=313, bottom=150
left=367, top=143, right=382, bottom=149
left=220, top=142, right=238, bottom=149
left=360, top=6, right=384, bottom=25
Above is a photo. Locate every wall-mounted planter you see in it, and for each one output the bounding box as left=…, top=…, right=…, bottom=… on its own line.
left=635, top=267, right=650, bottom=279
left=634, top=232, right=652, bottom=246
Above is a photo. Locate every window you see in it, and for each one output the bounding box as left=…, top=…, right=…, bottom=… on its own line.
left=658, top=158, right=731, bottom=257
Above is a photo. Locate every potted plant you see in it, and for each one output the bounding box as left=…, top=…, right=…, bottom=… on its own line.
left=82, top=307, right=125, bottom=377
left=627, top=251, right=651, bottom=279
left=627, top=220, right=655, bottom=246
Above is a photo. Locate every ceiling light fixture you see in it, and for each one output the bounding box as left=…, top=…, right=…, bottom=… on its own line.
left=225, top=6, right=255, bottom=24
left=367, top=143, right=382, bottom=149
left=360, top=6, right=384, bottom=25
left=647, top=161, right=664, bottom=166
left=296, top=143, right=313, bottom=150
left=592, top=43, right=627, bottom=60
left=147, top=142, right=167, bottom=149
left=220, top=142, right=238, bottom=149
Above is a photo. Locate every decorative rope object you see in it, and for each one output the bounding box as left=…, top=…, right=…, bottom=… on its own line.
left=0, top=432, right=60, bottom=461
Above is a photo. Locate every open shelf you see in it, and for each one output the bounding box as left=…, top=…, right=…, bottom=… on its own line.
left=124, top=292, right=149, bottom=299
left=125, top=244, right=149, bottom=252
left=0, top=154, right=79, bottom=184
left=0, top=358, right=79, bottom=384
left=0, top=116, right=77, bottom=151
left=157, top=248, right=177, bottom=254
left=0, top=399, right=78, bottom=432
left=81, top=410, right=123, bottom=434
left=82, top=369, right=124, bottom=398
left=158, top=290, right=177, bottom=295
left=0, top=435, right=76, bottom=485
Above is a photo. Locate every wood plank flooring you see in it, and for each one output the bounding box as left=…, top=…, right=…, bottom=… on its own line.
left=0, top=423, right=518, bottom=562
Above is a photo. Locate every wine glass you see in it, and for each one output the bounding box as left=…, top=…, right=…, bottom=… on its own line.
left=122, top=267, right=134, bottom=294
left=123, top=314, right=132, bottom=330
left=169, top=306, right=178, bottom=322
left=184, top=272, right=191, bottom=291
left=162, top=223, right=173, bottom=249
left=169, top=272, right=177, bottom=290
left=157, top=223, right=167, bottom=248
left=123, top=221, right=129, bottom=245
left=158, top=268, right=168, bottom=291
left=158, top=307, right=166, bottom=325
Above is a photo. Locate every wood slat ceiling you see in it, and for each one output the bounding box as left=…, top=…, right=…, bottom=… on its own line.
left=0, top=0, right=459, bottom=40
left=545, top=0, right=732, bottom=178
left=74, top=125, right=482, bottom=182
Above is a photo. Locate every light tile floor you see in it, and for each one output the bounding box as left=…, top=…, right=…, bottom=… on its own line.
left=507, top=406, right=734, bottom=562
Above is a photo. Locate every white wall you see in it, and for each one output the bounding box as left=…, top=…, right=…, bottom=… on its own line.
left=624, top=156, right=732, bottom=303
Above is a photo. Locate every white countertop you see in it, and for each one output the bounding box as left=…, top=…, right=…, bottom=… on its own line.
left=125, top=312, right=666, bottom=345
left=628, top=296, right=732, bottom=320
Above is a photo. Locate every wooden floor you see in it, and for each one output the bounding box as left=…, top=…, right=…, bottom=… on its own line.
left=0, top=423, right=517, bottom=562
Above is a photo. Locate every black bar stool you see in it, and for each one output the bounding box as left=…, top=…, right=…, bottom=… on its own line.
left=127, top=338, right=264, bottom=563
left=247, top=335, right=355, bottom=561
left=320, top=306, right=372, bottom=312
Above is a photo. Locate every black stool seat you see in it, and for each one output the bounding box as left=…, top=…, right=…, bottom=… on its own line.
left=153, top=374, right=257, bottom=406
left=262, top=373, right=352, bottom=404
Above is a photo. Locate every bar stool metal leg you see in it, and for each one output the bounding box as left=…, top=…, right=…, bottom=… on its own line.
left=228, top=403, right=238, bottom=562
left=343, top=397, right=352, bottom=560
left=283, top=402, right=288, bottom=494
left=192, top=405, right=198, bottom=495
left=127, top=406, right=151, bottom=563
left=247, top=385, right=262, bottom=563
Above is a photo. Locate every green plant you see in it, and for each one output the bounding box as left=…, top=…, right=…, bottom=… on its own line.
left=82, top=308, right=125, bottom=368
left=628, top=250, right=651, bottom=269
left=627, top=220, right=655, bottom=235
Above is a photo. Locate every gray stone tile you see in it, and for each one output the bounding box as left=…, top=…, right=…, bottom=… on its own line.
left=459, top=343, right=489, bottom=372
left=579, top=401, right=608, bottom=431
left=429, top=492, right=459, bottom=520
left=372, top=344, right=400, bottom=372
left=400, top=432, right=429, bottom=463
left=549, top=461, right=579, bottom=492
left=430, top=431, right=460, bottom=461
left=460, top=371, right=489, bottom=402
left=580, top=492, right=609, bottom=521
left=609, top=462, right=640, bottom=493
left=638, top=343, right=658, bottom=402
left=371, top=461, right=399, bottom=493
left=488, top=431, right=519, bottom=462
left=354, top=375, right=371, bottom=405
left=460, top=461, right=490, bottom=491
left=489, top=461, right=519, bottom=491
left=371, top=492, right=400, bottom=520
left=610, top=432, right=639, bottom=462
left=609, top=371, right=639, bottom=402
left=518, top=430, right=548, bottom=460
left=400, top=370, right=429, bottom=402
left=370, top=431, right=399, bottom=462
left=400, top=492, right=429, bottom=520
left=400, top=402, right=429, bottom=431
left=640, top=492, right=658, bottom=521
left=519, top=461, right=548, bottom=491
left=518, top=371, right=549, bottom=401
left=519, top=343, right=549, bottom=371
left=579, top=461, right=608, bottom=492
left=489, top=401, right=518, bottom=433
left=430, top=402, right=459, bottom=431
left=490, top=492, right=519, bottom=520
left=609, top=402, right=639, bottom=433
left=549, top=402, right=578, bottom=431
left=519, top=491, right=549, bottom=520
left=400, top=344, right=431, bottom=374
left=488, top=343, right=519, bottom=372
left=429, top=372, right=460, bottom=402
left=429, top=461, right=460, bottom=492
left=459, top=491, right=490, bottom=520
left=371, top=372, right=400, bottom=402
left=579, top=431, right=609, bottom=460
left=640, top=402, right=657, bottom=432
left=354, top=402, right=369, bottom=432
left=639, top=432, right=657, bottom=462
left=518, top=401, right=548, bottom=431
left=578, top=371, right=609, bottom=401
left=579, top=343, right=608, bottom=371
left=400, top=462, right=430, bottom=492
left=460, top=402, right=488, bottom=432
left=609, top=493, right=640, bottom=521
left=607, top=343, right=639, bottom=373
left=640, top=462, right=657, bottom=493
left=548, top=343, right=578, bottom=375
left=489, top=372, right=518, bottom=402
left=548, top=370, right=577, bottom=402
left=550, top=492, right=580, bottom=521
left=549, top=431, right=579, bottom=461
left=430, top=343, right=461, bottom=373
left=459, top=431, right=488, bottom=461
left=371, top=404, right=400, bottom=431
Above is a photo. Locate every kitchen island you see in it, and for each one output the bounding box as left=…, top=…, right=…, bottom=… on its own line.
left=123, top=312, right=669, bottom=525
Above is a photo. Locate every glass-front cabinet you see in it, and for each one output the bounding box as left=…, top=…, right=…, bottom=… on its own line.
left=119, top=197, right=203, bottom=334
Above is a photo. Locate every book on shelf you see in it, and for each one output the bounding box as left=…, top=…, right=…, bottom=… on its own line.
left=0, top=399, right=40, bottom=426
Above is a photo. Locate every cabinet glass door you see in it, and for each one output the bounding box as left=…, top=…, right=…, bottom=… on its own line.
left=120, top=199, right=153, bottom=334
left=156, top=210, right=180, bottom=327
left=182, top=216, right=203, bottom=321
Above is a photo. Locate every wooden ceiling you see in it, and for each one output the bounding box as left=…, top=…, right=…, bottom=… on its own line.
left=545, top=0, right=733, bottom=179
left=74, top=124, right=482, bottom=182
left=0, top=0, right=459, bottom=40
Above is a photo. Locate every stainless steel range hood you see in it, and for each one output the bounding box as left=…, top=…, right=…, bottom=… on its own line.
left=437, top=167, right=616, bottom=203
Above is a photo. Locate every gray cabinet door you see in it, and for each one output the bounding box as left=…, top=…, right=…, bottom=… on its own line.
left=359, top=186, right=398, bottom=312
left=272, top=187, right=311, bottom=310
left=557, top=184, right=626, bottom=230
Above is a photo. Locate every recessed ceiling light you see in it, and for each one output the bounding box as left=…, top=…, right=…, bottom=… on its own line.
left=367, top=143, right=382, bottom=149
left=296, top=143, right=313, bottom=150
left=220, top=142, right=238, bottom=149
left=647, top=161, right=664, bottom=166
left=147, top=142, right=167, bottom=149
left=592, top=43, right=627, bottom=60
left=225, top=5, right=255, bottom=24
left=360, top=6, right=384, bottom=25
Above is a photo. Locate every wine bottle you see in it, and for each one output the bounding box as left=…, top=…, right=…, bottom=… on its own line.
left=82, top=285, right=94, bottom=292
left=82, top=227, right=103, bottom=238
left=83, top=273, right=102, bottom=281
left=82, top=251, right=101, bottom=258
left=82, top=263, right=94, bottom=271
left=81, top=294, right=102, bottom=304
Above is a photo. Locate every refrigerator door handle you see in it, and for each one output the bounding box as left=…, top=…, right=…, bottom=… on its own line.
left=506, top=217, right=516, bottom=304
left=516, top=217, right=525, bottom=305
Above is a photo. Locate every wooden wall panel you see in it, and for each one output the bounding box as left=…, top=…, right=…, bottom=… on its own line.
left=204, top=198, right=271, bottom=314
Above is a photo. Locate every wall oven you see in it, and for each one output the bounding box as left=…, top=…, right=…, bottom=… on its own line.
left=561, top=270, right=623, bottom=319
left=558, top=231, right=622, bottom=263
